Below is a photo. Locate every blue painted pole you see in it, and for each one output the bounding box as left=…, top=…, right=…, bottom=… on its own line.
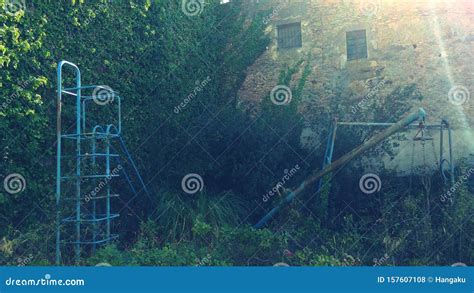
left=75, top=66, right=82, bottom=264
left=118, top=136, right=152, bottom=199
left=56, top=64, right=62, bottom=265
left=447, top=122, right=455, bottom=185
left=106, top=137, right=111, bottom=241
left=92, top=135, right=97, bottom=253
left=318, top=118, right=338, bottom=192
left=56, top=61, right=81, bottom=265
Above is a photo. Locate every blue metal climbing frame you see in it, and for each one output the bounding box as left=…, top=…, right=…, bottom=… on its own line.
left=56, top=60, right=151, bottom=264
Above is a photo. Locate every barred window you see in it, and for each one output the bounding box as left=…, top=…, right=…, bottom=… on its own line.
left=277, top=22, right=302, bottom=49
left=346, top=30, right=368, bottom=60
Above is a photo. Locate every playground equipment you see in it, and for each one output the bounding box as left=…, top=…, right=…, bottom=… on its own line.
left=255, top=108, right=455, bottom=228
left=56, top=61, right=151, bottom=264
left=469, top=154, right=474, bottom=193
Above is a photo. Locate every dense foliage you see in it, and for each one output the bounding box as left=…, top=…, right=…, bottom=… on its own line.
left=1, top=0, right=473, bottom=266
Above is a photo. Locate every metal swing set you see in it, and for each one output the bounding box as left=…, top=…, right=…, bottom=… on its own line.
left=255, top=108, right=455, bottom=228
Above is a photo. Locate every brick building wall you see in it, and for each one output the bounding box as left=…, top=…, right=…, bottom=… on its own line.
left=238, top=0, right=473, bottom=171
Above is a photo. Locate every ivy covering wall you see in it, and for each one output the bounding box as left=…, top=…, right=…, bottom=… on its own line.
left=0, top=0, right=472, bottom=266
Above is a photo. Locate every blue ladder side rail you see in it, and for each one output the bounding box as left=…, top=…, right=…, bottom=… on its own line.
left=317, top=119, right=338, bottom=192
left=110, top=135, right=152, bottom=201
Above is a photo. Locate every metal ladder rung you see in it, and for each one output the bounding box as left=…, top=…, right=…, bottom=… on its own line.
left=61, top=133, right=120, bottom=139
left=62, top=85, right=101, bottom=91
left=88, top=194, right=120, bottom=200
left=81, top=95, right=117, bottom=99
left=61, top=90, right=78, bottom=96
left=62, top=214, right=119, bottom=223
left=61, top=153, right=120, bottom=159
left=413, top=137, right=434, bottom=141
left=62, top=234, right=119, bottom=245
left=61, top=194, right=120, bottom=201
left=60, top=174, right=120, bottom=180
left=63, top=85, right=119, bottom=93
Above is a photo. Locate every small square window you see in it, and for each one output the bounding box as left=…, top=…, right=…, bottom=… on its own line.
left=346, top=30, right=368, bottom=60
left=277, top=22, right=302, bottom=50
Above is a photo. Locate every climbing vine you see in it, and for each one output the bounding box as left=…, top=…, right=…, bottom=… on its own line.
left=0, top=0, right=472, bottom=266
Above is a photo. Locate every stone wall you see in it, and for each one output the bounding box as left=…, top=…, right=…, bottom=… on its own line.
left=238, top=0, right=473, bottom=172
